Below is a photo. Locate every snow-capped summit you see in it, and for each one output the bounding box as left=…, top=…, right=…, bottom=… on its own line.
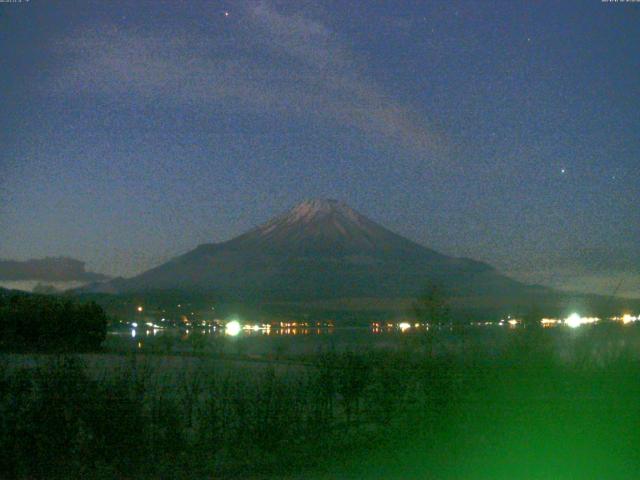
left=238, top=198, right=431, bottom=255
left=256, top=199, right=361, bottom=231
left=253, top=199, right=368, bottom=231
left=284, top=199, right=362, bottom=223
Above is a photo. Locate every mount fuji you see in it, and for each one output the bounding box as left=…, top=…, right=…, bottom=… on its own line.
left=85, top=199, right=634, bottom=318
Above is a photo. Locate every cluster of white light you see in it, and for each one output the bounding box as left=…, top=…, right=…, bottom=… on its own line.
left=537, top=314, right=601, bottom=328
left=540, top=318, right=562, bottom=327
left=611, top=314, right=639, bottom=325
left=225, top=320, right=242, bottom=336
left=497, top=316, right=521, bottom=327
left=243, top=324, right=271, bottom=332
left=398, top=322, right=411, bottom=332
left=564, top=313, right=600, bottom=328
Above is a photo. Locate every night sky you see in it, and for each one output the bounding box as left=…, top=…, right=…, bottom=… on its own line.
left=1, top=1, right=638, bottom=297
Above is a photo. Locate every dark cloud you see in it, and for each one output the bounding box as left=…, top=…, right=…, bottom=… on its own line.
left=0, top=257, right=109, bottom=282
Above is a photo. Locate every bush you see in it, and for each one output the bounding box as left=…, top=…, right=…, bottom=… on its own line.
left=0, top=294, right=107, bottom=352
left=1, top=339, right=639, bottom=478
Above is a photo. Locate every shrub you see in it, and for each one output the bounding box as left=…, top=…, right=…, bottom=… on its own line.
left=0, top=294, right=107, bottom=352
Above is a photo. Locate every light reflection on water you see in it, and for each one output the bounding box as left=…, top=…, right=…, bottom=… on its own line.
left=112, top=321, right=436, bottom=340
left=112, top=326, right=339, bottom=339
left=105, top=322, right=640, bottom=364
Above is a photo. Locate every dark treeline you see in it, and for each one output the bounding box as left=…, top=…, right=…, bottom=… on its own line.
left=1, top=337, right=639, bottom=479
left=0, top=294, right=107, bottom=352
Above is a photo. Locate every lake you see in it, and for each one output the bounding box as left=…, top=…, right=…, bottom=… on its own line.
left=105, top=322, right=640, bottom=365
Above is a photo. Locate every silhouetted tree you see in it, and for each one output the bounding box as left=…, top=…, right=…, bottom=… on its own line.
left=412, top=285, right=451, bottom=327
left=413, top=285, right=450, bottom=357
left=0, top=294, right=107, bottom=351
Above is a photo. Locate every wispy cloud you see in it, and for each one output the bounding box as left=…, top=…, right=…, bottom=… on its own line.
left=49, top=1, right=443, bottom=156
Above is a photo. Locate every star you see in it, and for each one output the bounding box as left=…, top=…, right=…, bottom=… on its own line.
left=224, top=11, right=230, bottom=17
left=561, top=168, right=566, bottom=174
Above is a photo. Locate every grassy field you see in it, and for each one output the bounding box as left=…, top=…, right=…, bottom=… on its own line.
left=2, top=325, right=640, bottom=479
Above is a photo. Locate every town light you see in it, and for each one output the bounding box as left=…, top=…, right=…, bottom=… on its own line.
left=225, top=320, right=241, bottom=336
left=565, top=313, right=582, bottom=328
left=564, top=313, right=599, bottom=328
left=622, top=314, right=637, bottom=324
left=399, top=322, right=411, bottom=332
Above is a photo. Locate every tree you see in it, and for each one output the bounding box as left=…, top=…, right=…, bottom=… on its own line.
left=413, top=285, right=451, bottom=327
left=412, top=285, right=451, bottom=357
left=0, top=294, right=107, bottom=351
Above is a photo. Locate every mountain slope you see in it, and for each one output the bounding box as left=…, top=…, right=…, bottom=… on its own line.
left=87, top=199, right=550, bottom=307
left=83, top=199, right=640, bottom=319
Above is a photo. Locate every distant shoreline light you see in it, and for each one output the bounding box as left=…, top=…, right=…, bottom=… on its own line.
left=225, top=320, right=241, bottom=336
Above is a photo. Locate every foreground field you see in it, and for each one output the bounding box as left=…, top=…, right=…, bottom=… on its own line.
left=2, top=326, right=640, bottom=479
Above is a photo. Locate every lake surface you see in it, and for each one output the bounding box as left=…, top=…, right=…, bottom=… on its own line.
left=106, top=322, right=640, bottom=364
